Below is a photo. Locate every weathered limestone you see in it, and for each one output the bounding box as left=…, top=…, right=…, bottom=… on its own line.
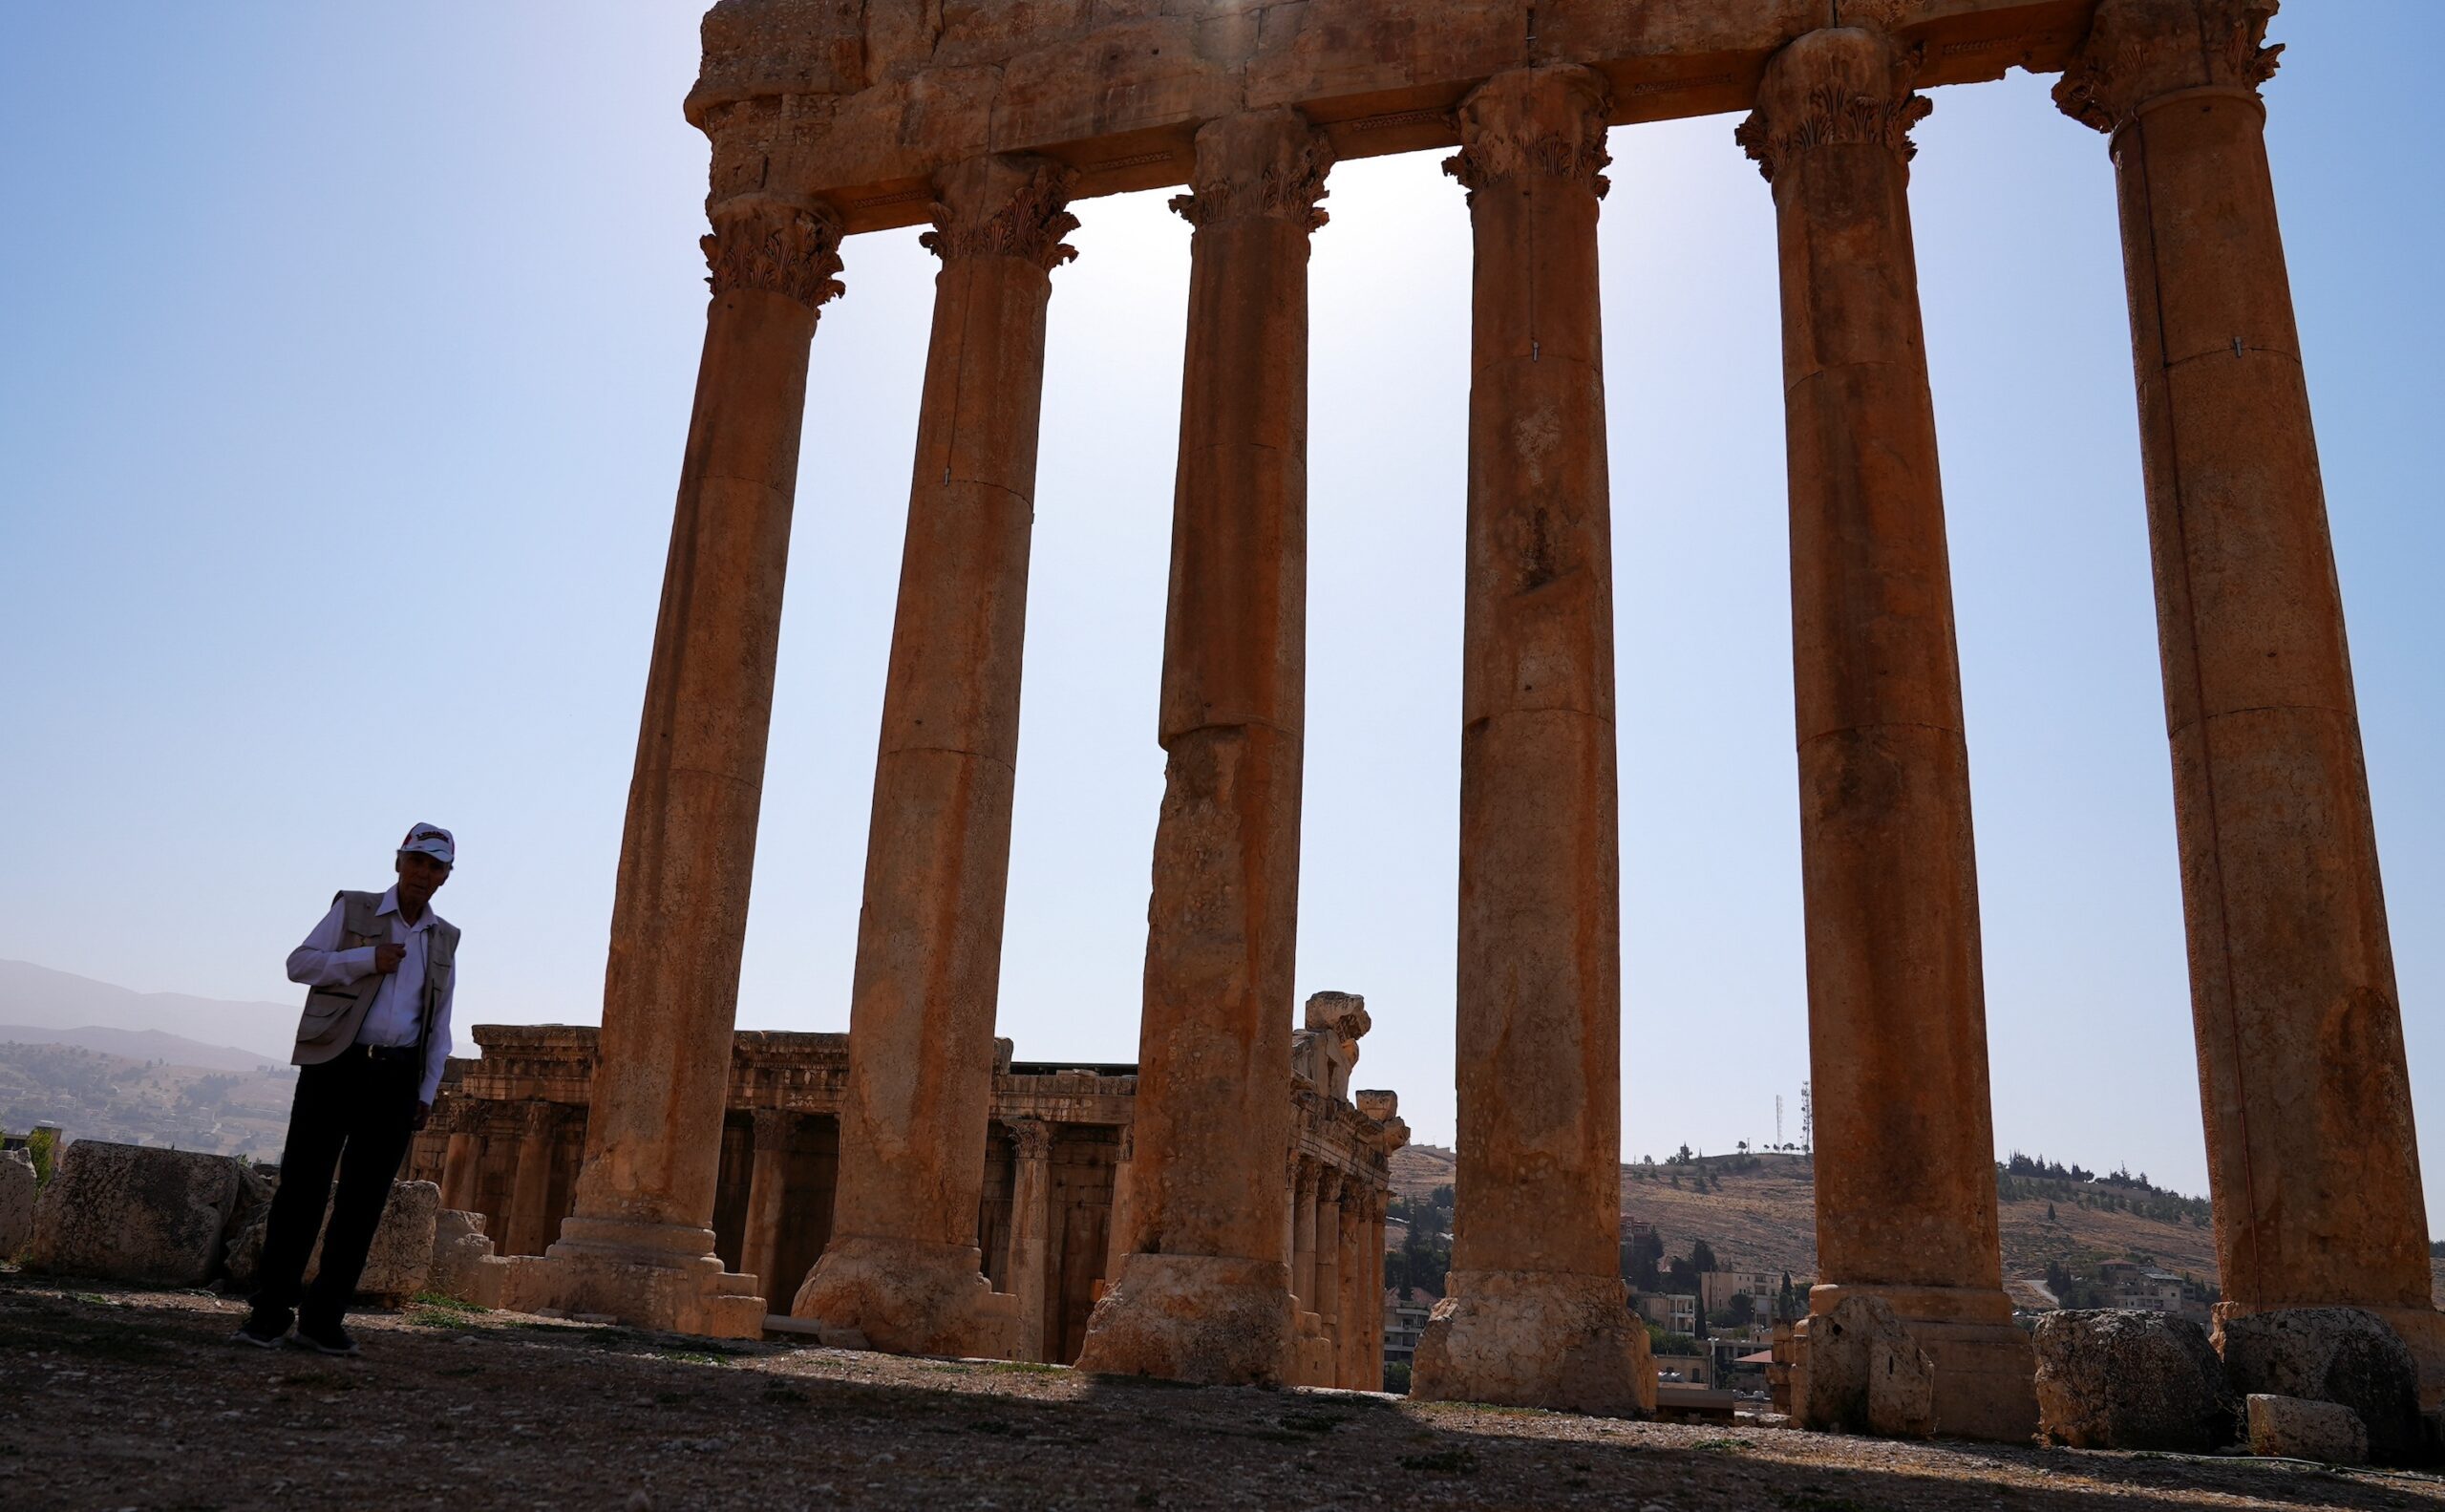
left=1740, top=27, right=2035, bottom=1442
left=503, top=1101, right=560, bottom=1260
left=2247, top=1394, right=2369, bottom=1466
left=26, top=1141, right=241, bottom=1288
left=1310, top=1168, right=1344, bottom=1352
left=1004, top=1118, right=1055, bottom=1362
left=739, top=1108, right=792, bottom=1298
left=2056, top=0, right=2444, bottom=1406
left=1412, top=63, right=1650, bottom=1420
left=2220, top=1308, right=2423, bottom=1464
left=536, top=192, right=842, bottom=1341
left=430, top=1209, right=504, bottom=1308
left=0, top=1148, right=33, bottom=1258
left=1076, top=107, right=1329, bottom=1388
left=1290, top=1160, right=1319, bottom=1311
left=795, top=155, right=1075, bottom=1360
left=1799, top=1294, right=1939, bottom=1438
left=2033, top=1310, right=2238, bottom=1451
left=223, top=1177, right=441, bottom=1304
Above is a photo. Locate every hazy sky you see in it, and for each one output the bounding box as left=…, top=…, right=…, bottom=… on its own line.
left=3, top=5, right=2438, bottom=1227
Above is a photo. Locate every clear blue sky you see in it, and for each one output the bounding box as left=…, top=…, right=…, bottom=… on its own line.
left=3, top=5, right=2438, bottom=1227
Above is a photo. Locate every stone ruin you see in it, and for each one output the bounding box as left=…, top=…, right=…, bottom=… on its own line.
left=466, top=0, right=2436, bottom=1445
left=24, top=0, right=2438, bottom=1459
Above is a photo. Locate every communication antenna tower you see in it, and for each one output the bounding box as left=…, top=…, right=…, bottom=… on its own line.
left=1775, top=1095, right=1783, bottom=1148
left=1800, top=1081, right=1814, bottom=1154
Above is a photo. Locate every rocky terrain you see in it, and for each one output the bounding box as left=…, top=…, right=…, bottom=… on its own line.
left=10, top=1277, right=2445, bottom=1512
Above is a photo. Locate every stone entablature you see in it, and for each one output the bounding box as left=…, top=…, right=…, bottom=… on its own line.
left=412, top=1016, right=1402, bottom=1383
left=688, top=0, right=2101, bottom=233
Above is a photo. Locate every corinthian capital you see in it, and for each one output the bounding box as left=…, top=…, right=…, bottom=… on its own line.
left=2055, top=0, right=2283, bottom=135
left=1443, top=65, right=1613, bottom=203
left=702, top=196, right=846, bottom=310
left=1007, top=1117, right=1054, bottom=1162
left=1169, top=109, right=1333, bottom=233
left=1736, top=28, right=1932, bottom=185
left=921, top=155, right=1080, bottom=270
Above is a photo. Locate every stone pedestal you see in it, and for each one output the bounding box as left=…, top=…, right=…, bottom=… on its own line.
left=796, top=155, right=1074, bottom=1362
left=1075, top=109, right=1330, bottom=1387
left=2058, top=0, right=2442, bottom=1407
left=532, top=195, right=842, bottom=1342
left=1739, top=28, right=2032, bottom=1442
left=1411, top=64, right=1649, bottom=1419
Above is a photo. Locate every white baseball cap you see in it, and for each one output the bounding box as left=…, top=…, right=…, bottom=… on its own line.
left=399, top=823, right=456, bottom=866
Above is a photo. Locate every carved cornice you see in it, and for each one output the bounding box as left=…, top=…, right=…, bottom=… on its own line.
left=921, top=155, right=1080, bottom=270
left=1737, top=30, right=1931, bottom=183
left=1169, top=109, right=1333, bottom=233
left=2054, top=0, right=2282, bottom=134
left=1444, top=65, right=1613, bottom=203
left=702, top=197, right=846, bottom=310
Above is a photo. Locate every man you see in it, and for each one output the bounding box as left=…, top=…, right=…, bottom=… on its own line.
left=232, top=823, right=460, bottom=1354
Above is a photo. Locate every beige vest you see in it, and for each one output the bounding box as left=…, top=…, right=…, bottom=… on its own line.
left=292, top=889, right=459, bottom=1066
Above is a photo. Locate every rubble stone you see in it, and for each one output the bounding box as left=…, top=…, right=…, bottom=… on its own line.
left=1801, top=1294, right=1936, bottom=1437
left=222, top=1177, right=441, bottom=1304
left=2222, top=1308, right=2421, bottom=1464
left=429, top=1208, right=504, bottom=1307
left=25, top=1140, right=241, bottom=1286
left=2033, top=1310, right=2237, bottom=1451
left=2245, top=1394, right=2368, bottom=1465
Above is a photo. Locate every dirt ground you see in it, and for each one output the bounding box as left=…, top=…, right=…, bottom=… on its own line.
left=6, top=1277, right=2443, bottom=1512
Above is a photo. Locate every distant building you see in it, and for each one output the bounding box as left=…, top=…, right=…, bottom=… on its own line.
left=1635, top=1291, right=1697, bottom=1334
left=1384, top=1287, right=1438, bottom=1374
left=2096, top=1261, right=2207, bottom=1318
left=1701, top=1269, right=1779, bottom=1316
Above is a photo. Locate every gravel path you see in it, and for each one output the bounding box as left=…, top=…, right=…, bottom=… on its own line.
left=6, top=1277, right=2442, bottom=1512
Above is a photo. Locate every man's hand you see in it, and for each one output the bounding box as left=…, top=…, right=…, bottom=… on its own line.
left=372, top=943, right=407, bottom=974
left=412, top=1101, right=432, bottom=1133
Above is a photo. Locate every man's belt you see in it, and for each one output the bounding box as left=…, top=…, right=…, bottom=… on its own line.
left=342, top=1043, right=422, bottom=1066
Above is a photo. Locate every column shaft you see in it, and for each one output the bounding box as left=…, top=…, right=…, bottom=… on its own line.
left=541, top=197, right=840, bottom=1340
left=2059, top=0, right=2441, bottom=1397
left=1412, top=64, right=1651, bottom=1418
left=1740, top=27, right=2031, bottom=1441
left=1291, top=1161, right=1319, bottom=1311
left=440, top=1129, right=479, bottom=1212
left=505, top=1104, right=559, bottom=1257
left=1076, top=108, right=1330, bottom=1388
left=795, top=155, right=1075, bottom=1359
left=740, top=1109, right=794, bottom=1296
left=1311, top=1171, right=1344, bottom=1359
left=1004, top=1120, right=1056, bottom=1362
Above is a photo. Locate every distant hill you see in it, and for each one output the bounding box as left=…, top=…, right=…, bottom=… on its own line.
left=0, top=1039, right=296, bottom=1160
left=0, top=960, right=295, bottom=1063
left=1390, top=1144, right=2232, bottom=1291
left=0, top=1024, right=278, bottom=1075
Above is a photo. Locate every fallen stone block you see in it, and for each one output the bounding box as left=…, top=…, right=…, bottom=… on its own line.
left=2246, top=1393, right=2368, bottom=1465
left=222, top=1178, right=440, bottom=1304
left=2033, top=1309, right=2237, bottom=1451
left=1800, top=1294, right=1935, bottom=1437
left=0, top=1149, right=34, bottom=1259
left=25, top=1140, right=241, bottom=1287
left=429, top=1208, right=505, bottom=1308
left=2222, top=1308, right=2421, bottom=1464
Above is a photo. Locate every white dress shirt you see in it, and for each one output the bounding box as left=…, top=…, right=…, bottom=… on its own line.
left=286, top=886, right=456, bottom=1104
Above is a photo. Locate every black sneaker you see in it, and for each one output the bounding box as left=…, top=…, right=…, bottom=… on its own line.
left=293, top=1318, right=360, bottom=1357
left=230, top=1310, right=291, bottom=1349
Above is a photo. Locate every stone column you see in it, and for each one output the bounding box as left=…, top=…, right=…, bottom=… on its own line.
left=1411, top=65, right=1651, bottom=1418
left=539, top=196, right=842, bottom=1341
left=439, top=1102, right=480, bottom=1212
left=504, top=1102, right=561, bottom=1257
left=1290, top=1158, right=1320, bottom=1312
left=2057, top=0, right=2443, bottom=1398
left=1363, top=1190, right=1390, bottom=1387
left=794, top=155, right=1076, bottom=1360
left=1737, top=28, right=2032, bottom=1441
left=1310, top=1168, right=1344, bottom=1356
left=1075, top=108, right=1331, bottom=1388
left=1003, top=1118, right=1056, bottom=1362
left=740, top=1108, right=795, bottom=1296
left=1333, top=1188, right=1367, bottom=1387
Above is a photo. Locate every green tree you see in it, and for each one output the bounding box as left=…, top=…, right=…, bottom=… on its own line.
left=25, top=1126, right=59, bottom=1187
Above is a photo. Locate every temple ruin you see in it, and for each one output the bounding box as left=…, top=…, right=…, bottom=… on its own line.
left=408, top=994, right=1402, bottom=1385
left=484, top=0, right=2441, bottom=1443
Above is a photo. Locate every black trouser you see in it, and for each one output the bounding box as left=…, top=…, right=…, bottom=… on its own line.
left=252, top=1044, right=421, bottom=1326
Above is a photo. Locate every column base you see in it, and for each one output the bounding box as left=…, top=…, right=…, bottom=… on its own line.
left=1411, top=1268, right=1655, bottom=1416
left=1075, top=1252, right=1293, bottom=1386
left=1284, top=1310, right=1336, bottom=1387
left=2214, top=1301, right=2445, bottom=1414
left=792, top=1234, right=1017, bottom=1359
left=525, top=1216, right=769, bottom=1340
left=1808, top=1282, right=2035, bottom=1442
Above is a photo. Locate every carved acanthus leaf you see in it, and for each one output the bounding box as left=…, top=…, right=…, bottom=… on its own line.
left=1170, top=114, right=1333, bottom=233
left=921, top=156, right=1081, bottom=270
left=1736, top=83, right=1934, bottom=183
left=2055, top=0, right=2283, bottom=134
left=1443, top=66, right=1614, bottom=204
left=702, top=198, right=846, bottom=310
